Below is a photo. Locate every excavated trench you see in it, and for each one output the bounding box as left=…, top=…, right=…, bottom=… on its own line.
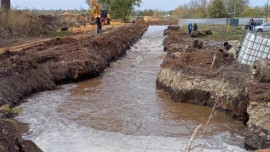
left=15, top=26, right=246, bottom=152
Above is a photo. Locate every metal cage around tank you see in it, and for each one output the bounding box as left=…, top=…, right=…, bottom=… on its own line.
left=238, top=32, right=270, bottom=65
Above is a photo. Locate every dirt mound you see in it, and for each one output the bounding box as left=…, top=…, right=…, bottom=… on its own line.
left=161, top=50, right=213, bottom=69
left=191, top=30, right=212, bottom=38
left=38, top=13, right=91, bottom=30
left=0, top=119, right=42, bottom=152
left=179, top=50, right=213, bottom=67
left=0, top=24, right=148, bottom=106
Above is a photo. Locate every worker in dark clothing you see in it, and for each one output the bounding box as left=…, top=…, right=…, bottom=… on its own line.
left=193, top=23, right=198, bottom=31
left=96, top=15, right=102, bottom=34
left=188, top=23, right=193, bottom=35
left=250, top=18, right=255, bottom=31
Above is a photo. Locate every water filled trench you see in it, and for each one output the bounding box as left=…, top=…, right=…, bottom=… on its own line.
left=17, top=26, right=246, bottom=152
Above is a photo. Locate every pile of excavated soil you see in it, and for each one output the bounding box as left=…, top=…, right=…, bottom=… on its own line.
left=162, top=50, right=214, bottom=69
left=0, top=24, right=148, bottom=106
left=0, top=119, right=42, bottom=152
left=0, top=24, right=148, bottom=152
left=162, top=27, right=237, bottom=70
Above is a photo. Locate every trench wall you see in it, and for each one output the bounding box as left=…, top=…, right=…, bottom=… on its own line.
left=157, top=27, right=270, bottom=150
left=0, top=24, right=148, bottom=107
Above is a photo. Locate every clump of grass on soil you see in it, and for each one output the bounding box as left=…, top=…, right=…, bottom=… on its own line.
left=200, top=25, right=247, bottom=41
left=2, top=119, right=18, bottom=127
left=0, top=104, right=10, bottom=113
left=183, top=25, right=248, bottom=41
left=0, top=104, right=22, bottom=117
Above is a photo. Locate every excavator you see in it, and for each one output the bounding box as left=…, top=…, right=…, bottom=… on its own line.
left=90, top=0, right=110, bottom=25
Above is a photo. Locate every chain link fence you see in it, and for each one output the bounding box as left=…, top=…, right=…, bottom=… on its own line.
left=178, top=18, right=266, bottom=25
left=238, top=32, right=270, bottom=65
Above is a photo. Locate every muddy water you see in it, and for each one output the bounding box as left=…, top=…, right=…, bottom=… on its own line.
left=17, top=26, right=246, bottom=152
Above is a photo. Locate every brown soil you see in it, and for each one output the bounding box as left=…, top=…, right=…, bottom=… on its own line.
left=0, top=119, right=42, bottom=152
left=162, top=50, right=214, bottom=69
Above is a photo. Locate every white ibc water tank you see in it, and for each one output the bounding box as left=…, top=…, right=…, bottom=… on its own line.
left=238, top=32, right=270, bottom=65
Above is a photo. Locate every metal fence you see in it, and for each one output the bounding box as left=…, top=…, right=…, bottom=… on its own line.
left=238, top=32, right=270, bottom=65
left=178, top=18, right=266, bottom=26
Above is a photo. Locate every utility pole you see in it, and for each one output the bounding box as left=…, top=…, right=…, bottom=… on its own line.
left=267, top=0, right=269, bottom=22
left=233, top=0, right=236, bottom=17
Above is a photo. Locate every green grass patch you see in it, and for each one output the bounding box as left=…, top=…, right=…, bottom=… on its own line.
left=183, top=25, right=248, bottom=41
left=199, top=25, right=247, bottom=41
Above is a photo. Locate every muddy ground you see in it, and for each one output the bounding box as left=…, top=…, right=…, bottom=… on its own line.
left=156, top=26, right=270, bottom=150
left=0, top=23, right=148, bottom=152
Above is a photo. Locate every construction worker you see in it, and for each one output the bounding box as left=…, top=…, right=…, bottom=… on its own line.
left=188, top=23, right=193, bottom=35
left=250, top=18, right=255, bottom=31
left=97, top=15, right=102, bottom=34
left=193, top=23, right=198, bottom=32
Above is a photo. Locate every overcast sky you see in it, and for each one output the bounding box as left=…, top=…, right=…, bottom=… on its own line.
left=11, top=0, right=267, bottom=11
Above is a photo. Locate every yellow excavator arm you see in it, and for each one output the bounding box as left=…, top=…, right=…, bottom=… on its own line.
left=90, top=0, right=101, bottom=18
left=89, top=0, right=111, bottom=25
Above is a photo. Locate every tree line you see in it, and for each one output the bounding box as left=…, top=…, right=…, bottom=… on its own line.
left=1, top=0, right=142, bottom=22
left=173, top=0, right=269, bottom=19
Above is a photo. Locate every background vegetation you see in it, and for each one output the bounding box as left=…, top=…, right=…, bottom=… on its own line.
left=86, top=0, right=142, bottom=22
left=173, top=0, right=269, bottom=19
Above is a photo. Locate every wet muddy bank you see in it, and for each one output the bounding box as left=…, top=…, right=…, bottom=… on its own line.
left=156, top=26, right=270, bottom=150
left=0, top=24, right=148, bottom=106
left=0, top=24, right=148, bottom=152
